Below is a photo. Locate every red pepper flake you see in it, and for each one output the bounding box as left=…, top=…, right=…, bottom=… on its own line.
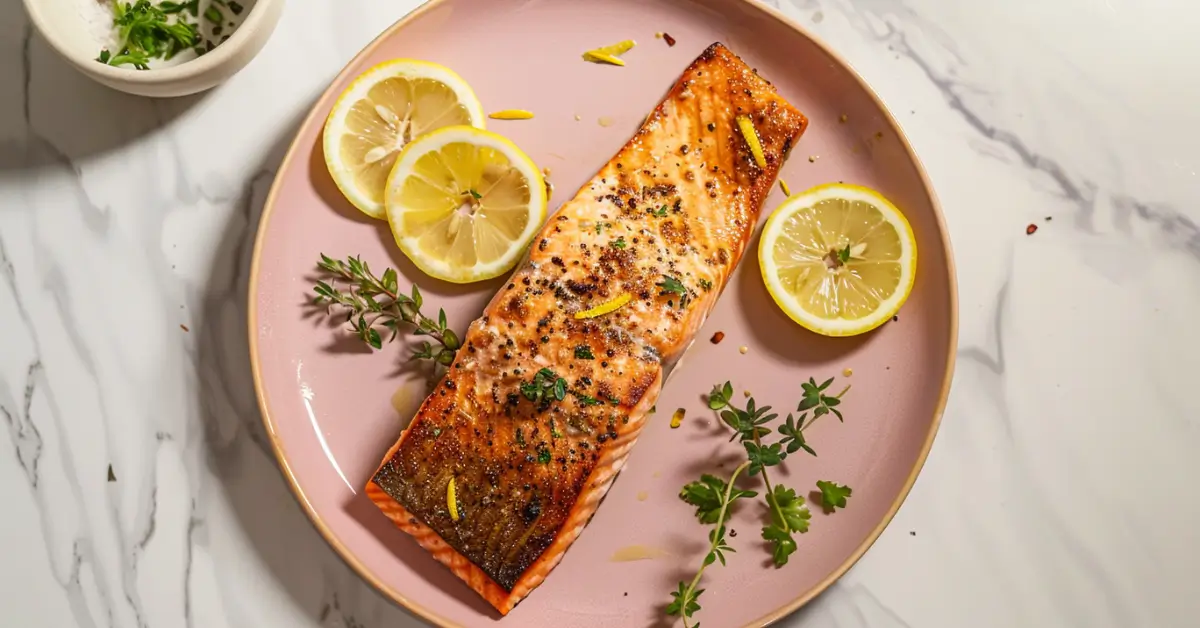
left=1026, top=223, right=1038, bottom=235
left=663, top=32, right=677, bottom=47
left=710, top=331, right=725, bottom=344
left=180, top=324, right=190, bottom=332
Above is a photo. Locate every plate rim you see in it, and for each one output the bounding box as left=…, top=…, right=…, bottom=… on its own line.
left=246, top=1, right=960, bottom=626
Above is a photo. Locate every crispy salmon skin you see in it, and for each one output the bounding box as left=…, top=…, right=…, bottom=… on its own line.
left=367, top=42, right=807, bottom=615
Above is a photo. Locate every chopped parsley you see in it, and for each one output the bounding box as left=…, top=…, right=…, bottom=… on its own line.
left=657, top=275, right=690, bottom=309
left=520, top=368, right=566, bottom=406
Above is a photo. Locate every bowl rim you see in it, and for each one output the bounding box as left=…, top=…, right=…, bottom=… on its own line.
left=246, top=1, right=960, bottom=626
left=22, top=0, right=282, bottom=83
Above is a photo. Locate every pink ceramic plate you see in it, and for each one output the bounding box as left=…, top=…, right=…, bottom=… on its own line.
left=249, top=0, right=957, bottom=626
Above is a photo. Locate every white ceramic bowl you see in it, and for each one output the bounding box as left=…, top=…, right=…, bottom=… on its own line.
left=23, top=0, right=285, bottom=98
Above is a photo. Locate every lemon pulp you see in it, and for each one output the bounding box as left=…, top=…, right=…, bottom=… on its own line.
left=324, top=60, right=485, bottom=219
left=340, top=78, right=477, bottom=207
left=759, top=183, right=916, bottom=336
left=386, top=126, right=547, bottom=283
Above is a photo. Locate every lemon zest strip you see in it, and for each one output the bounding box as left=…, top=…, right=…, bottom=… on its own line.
left=447, top=477, right=460, bottom=522
left=574, top=293, right=632, bottom=319
left=489, top=109, right=535, bottom=120
left=736, top=115, right=768, bottom=168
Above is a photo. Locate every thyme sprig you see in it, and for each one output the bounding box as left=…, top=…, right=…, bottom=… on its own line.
left=313, top=254, right=460, bottom=364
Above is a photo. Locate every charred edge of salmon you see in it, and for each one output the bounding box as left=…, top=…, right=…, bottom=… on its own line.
left=366, top=373, right=660, bottom=616
left=367, top=42, right=807, bottom=615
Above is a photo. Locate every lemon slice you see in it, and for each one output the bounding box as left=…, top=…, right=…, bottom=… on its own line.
left=323, top=59, right=486, bottom=219
left=758, top=183, right=917, bottom=336
left=384, top=126, right=547, bottom=283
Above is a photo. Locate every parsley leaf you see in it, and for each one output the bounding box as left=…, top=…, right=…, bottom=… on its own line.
left=762, top=485, right=811, bottom=566
left=768, top=485, right=811, bottom=533
left=611, top=236, right=627, bottom=249
left=521, top=368, right=568, bottom=407
left=652, top=205, right=670, bottom=218
left=680, top=474, right=756, bottom=524
left=657, top=275, right=690, bottom=309
left=574, top=345, right=595, bottom=359
left=761, top=524, right=797, bottom=567
left=816, top=481, right=852, bottom=512
left=837, top=244, right=851, bottom=264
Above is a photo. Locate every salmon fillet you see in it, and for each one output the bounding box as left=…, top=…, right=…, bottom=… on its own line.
left=366, top=42, right=807, bottom=615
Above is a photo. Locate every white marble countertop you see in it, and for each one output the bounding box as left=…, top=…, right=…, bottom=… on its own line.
left=3, top=0, right=1199, bottom=626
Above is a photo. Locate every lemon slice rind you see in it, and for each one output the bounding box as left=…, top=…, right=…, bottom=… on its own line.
left=758, top=183, right=917, bottom=337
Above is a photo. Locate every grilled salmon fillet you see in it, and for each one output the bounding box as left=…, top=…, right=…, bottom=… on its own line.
left=367, top=42, right=807, bottom=615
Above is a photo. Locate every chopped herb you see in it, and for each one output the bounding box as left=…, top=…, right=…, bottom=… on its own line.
left=572, top=391, right=603, bottom=406
left=611, top=236, right=627, bottom=249
left=575, top=345, right=595, bottom=359
left=816, top=480, right=852, bottom=512
left=107, top=464, right=116, bottom=482
left=657, top=275, right=690, bottom=309
left=515, top=427, right=526, bottom=447
left=203, top=5, right=222, bottom=23
left=699, top=279, right=713, bottom=291
left=837, top=244, right=851, bottom=264
left=97, top=0, right=201, bottom=70
left=157, top=1, right=190, bottom=14
left=228, top=0, right=244, bottom=14
left=537, top=446, right=553, bottom=464
left=595, top=221, right=611, bottom=235
left=652, top=205, right=669, bottom=217
left=521, top=368, right=567, bottom=407
left=468, top=189, right=482, bottom=200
